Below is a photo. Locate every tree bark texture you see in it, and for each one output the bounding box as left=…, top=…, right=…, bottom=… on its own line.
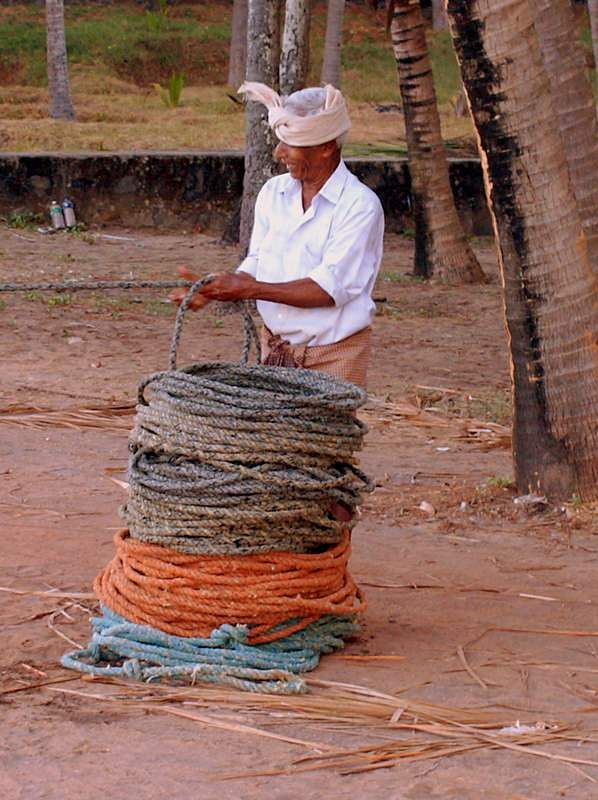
left=534, top=0, right=598, bottom=275
left=279, top=0, right=312, bottom=96
left=46, top=0, right=75, bottom=121
left=271, top=0, right=284, bottom=92
left=390, top=0, right=484, bottom=283
left=447, top=0, right=598, bottom=501
left=431, top=0, right=449, bottom=30
left=228, top=0, right=248, bottom=87
left=321, top=0, right=345, bottom=88
left=589, top=0, right=598, bottom=88
left=239, top=0, right=281, bottom=252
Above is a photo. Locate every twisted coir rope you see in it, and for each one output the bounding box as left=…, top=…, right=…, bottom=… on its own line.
left=123, top=277, right=373, bottom=555
left=95, top=529, right=364, bottom=644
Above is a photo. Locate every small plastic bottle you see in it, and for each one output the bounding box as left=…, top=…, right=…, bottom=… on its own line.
left=50, top=200, right=66, bottom=229
left=62, top=197, right=76, bottom=228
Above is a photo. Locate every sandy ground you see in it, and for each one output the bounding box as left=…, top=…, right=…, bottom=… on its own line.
left=2, top=227, right=598, bottom=800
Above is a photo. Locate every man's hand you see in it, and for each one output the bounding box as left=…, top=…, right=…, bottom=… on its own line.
left=169, top=267, right=258, bottom=311
left=169, top=267, right=211, bottom=311
left=201, top=271, right=258, bottom=302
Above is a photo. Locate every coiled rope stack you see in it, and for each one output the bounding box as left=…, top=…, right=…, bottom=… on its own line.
left=62, top=278, right=373, bottom=693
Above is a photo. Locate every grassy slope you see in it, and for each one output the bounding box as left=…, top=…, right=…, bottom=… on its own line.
left=0, top=2, right=594, bottom=153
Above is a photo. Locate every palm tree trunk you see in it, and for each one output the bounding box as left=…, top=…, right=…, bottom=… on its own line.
left=390, top=0, right=484, bottom=283
left=431, top=0, right=449, bottom=30
left=534, top=0, right=598, bottom=275
left=239, top=0, right=280, bottom=253
left=321, top=0, right=345, bottom=88
left=279, top=0, right=312, bottom=96
left=589, top=0, right=598, bottom=92
left=46, top=0, right=75, bottom=121
left=447, top=0, right=598, bottom=501
left=228, top=0, right=248, bottom=87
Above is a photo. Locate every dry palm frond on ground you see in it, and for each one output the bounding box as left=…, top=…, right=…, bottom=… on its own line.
left=0, top=403, right=134, bottom=432
left=363, top=396, right=510, bottom=449
left=43, top=676, right=598, bottom=778
left=0, top=398, right=509, bottom=448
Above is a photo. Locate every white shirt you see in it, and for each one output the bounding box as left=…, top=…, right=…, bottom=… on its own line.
left=237, top=160, right=384, bottom=346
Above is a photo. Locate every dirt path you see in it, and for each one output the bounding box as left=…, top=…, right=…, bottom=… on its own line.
left=1, top=228, right=598, bottom=799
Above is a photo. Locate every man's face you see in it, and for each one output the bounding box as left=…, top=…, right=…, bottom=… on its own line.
left=273, top=140, right=335, bottom=181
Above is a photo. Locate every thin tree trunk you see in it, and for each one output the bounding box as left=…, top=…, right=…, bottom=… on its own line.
left=447, top=0, right=598, bottom=501
left=279, top=0, right=312, bottom=96
left=431, top=0, right=449, bottom=30
left=228, top=0, right=248, bottom=87
left=534, top=0, right=598, bottom=275
left=46, top=0, right=75, bottom=121
left=321, top=0, right=345, bottom=88
left=390, top=0, right=484, bottom=283
left=239, top=0, right=280, bottom=252
left=271, top=0, right=284, bottom=92
left=589, top=0, right=598, bottom=89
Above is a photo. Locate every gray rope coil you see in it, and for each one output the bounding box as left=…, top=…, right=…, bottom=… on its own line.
left=123, top=278, right=373, bottom=555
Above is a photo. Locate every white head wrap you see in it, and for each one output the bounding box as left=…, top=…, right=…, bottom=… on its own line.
left=238, top=82, right=351, bottom=147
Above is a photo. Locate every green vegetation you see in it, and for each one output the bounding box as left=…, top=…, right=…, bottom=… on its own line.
left=24, top=291, right=43, bottom=302
left=47, top=293, right=73, bottom=306
left=145, top=0, right=170, bottom=36
left=0, top=2, right=593, bottom=152
left=153, top=72, right=185, bottom=109
left=68, top=224, right=95, bottom=243
left=0, top=2, right=467, bottom=97
left=0, top=3, right=230, bottom=86
left=486, top=475, right=515, bottom=490
left=4, top=210, right=43, bottom=229
left=90, top=295, right=133, bottom=316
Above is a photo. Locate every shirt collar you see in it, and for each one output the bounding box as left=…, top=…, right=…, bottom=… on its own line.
left=277, top=160, right=350, bottom=205
left=318, top=160, right=349, bottom=205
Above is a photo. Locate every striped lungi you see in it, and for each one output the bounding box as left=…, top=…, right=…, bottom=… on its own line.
left=260, top=326, right=372, bottom=390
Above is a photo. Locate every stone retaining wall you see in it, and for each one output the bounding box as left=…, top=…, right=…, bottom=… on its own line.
left=0, top=152, right=492, bottom=236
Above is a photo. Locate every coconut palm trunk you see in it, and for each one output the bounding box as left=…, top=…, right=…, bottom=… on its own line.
left=321, top=0, right=345, bottom=88
left=534, top=0, right=598, bottom=274
left=447, top=0, right=598, bottom=501
left=46, top=0, right=75, bottom=120
left=228, top=0, right=248, bottom=87
left=239, top=0, right=280, bottom=252
left=389, top=0, right=484, bottom=283
left=589, top=0, right=598, bottom=91
left=279, top=0, right=312, bottom=96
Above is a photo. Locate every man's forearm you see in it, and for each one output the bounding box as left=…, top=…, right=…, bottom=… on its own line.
left=247, top=277, right=334, bottom=308
left=196, top=272, right=335, bottom=308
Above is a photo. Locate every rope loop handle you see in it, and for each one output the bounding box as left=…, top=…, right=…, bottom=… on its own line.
left=168, top=276, right=261, bottom=370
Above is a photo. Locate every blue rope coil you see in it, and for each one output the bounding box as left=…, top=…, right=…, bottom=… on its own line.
left=62, top=606, right=359, bottom=694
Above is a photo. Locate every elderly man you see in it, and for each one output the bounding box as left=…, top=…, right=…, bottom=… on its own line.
left=172, top=83, right=384, bottom=390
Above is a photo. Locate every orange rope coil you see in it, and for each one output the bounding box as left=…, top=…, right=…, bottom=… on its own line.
left=94, top=529, right=365, bottom=644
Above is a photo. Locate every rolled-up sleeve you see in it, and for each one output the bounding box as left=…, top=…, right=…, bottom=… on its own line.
left=236, top=184, right=270, bottom=278
left=307, top=197, right=384, bottom=307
